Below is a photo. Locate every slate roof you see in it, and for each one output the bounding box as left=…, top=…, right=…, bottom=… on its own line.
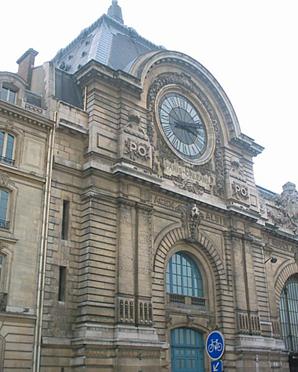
left=52, top=1, right=164, bottom=75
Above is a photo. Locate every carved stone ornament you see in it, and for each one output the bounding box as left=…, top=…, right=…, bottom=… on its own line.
left=0, top=172, right=15, bottom=189
left=177, top=203, right=203, bottom=241
left=124, top=138, right=150, bottom=161
left=119, top=109, right=152, bottom=167
left=163, top=159, right=215, bottom=194
left=229, top=157, right=246, bottom=182
left=232, top=181, right=249, bottom=201
left=147, top=72, right=225, bottom=196
left=123, top=109, right=148, bottom=140
left=268, top=182, right=298, bottom=234
left=173, top=177, right=205, bottom=196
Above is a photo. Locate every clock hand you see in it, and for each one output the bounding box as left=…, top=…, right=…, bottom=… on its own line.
left=174, top=120, right=199, bottom=129
left=174, top=120, right=199, bottom=135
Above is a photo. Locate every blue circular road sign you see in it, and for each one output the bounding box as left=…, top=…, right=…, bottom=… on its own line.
left=206, top=330, right=225, bottom=360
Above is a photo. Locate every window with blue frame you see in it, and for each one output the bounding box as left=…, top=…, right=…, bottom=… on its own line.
left=0, top=132, right=15, bottom=165
left=0, top=189, right=9, bottom=229
left=280, top=275, right=298, bottom=352
left=166, top=252, right=203, bottom=298
left=171, top=327, right=205, bottom=372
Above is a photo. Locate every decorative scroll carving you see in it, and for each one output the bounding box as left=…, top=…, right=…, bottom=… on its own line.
left=147, top=72, right=225, bottom=196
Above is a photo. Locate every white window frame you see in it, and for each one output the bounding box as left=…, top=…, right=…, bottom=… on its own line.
left=0, top=131, right=15, bottom=165
left=0, top=85, right=17, bottom=104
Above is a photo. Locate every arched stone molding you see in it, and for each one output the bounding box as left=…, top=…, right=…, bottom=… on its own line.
left=153, top=221, right=181, bottom=255
left=153, top=226, right=225, bottom=276
left=152, top=225, right=226, bottom=340
left=274, top=261, right=298, bottom=304
left=0, top=71, right=27, bottom=105
left=129, top=50, right=241, bottom=142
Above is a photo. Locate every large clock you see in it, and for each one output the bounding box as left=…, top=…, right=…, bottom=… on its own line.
left=158, top=92, right=207, bottom=162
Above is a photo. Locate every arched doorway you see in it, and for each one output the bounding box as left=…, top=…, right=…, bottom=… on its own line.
left=279, top=274, right=298, bottom=371
left=171, top=327, right=205, bottom=372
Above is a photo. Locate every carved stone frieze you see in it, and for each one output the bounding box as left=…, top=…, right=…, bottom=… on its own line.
left=163, top=159, right=214, bottom=194
left=173, top=177, right=204, bottom=196
left=147, top=72, right=225, bottom=196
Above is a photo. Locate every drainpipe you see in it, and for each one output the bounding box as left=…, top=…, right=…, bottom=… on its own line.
left=32, top=109, right=57, bottom=372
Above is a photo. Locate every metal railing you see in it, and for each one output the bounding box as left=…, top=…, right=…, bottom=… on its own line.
left=0, top=219, right=9, bottom=230
left=168, top=293, right=206, bottom=307
left=0, top=156, right=14, bottom=166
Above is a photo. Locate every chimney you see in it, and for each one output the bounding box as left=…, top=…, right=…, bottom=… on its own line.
left=16, top=48, right=38, bottom=87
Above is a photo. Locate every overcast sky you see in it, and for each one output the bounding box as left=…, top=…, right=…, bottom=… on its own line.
left=1, top=0, right=297, bottom=193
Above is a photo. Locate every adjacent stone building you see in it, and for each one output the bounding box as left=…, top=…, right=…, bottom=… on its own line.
left=0, top=1, right=297, bottom=371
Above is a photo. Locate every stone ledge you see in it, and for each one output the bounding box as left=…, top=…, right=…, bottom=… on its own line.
left=235, top=335, right=285, bottom=352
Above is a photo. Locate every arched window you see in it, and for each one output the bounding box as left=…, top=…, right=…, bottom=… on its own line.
left=166, top=252, right=203, bottom=298
left=0, top=132, right=15, bottom=165
left=279, top=275, right=298, bottom=352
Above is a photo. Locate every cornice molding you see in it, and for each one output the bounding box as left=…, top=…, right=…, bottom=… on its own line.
left=0, top=100, right=53, bottom=130
left=74, top=60, right=142, bottom=95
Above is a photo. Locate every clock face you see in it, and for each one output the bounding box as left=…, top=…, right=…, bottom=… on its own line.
left=158, top=93, right=207, bottom=161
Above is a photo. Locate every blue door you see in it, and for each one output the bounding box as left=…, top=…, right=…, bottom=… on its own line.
left=171, top=328, right=205, bottom=372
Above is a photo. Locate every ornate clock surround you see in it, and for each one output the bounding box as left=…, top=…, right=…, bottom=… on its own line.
left=147, top=71, right=225, bottom=196
left=154, top=84, right=215, bottom=166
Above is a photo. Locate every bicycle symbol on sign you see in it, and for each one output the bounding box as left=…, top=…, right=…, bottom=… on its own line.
left=206, top=330, right=225, bottom=361
left=207, top=338, right=223, bottom=354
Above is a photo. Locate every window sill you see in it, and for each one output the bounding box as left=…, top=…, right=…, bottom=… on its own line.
left=167, top=293, right=206, bottom=306
left=166, top=294, right=208, bottom=313
left=0, top=229, right=17, bottom=243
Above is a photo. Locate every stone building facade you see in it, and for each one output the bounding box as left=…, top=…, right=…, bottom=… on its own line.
left=0, top=2, right=297, bottom=371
